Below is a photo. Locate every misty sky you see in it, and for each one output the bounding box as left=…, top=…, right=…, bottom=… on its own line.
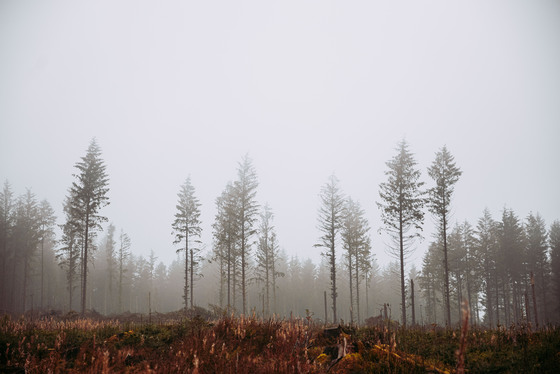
left=1, top=1, right=559, bottom=268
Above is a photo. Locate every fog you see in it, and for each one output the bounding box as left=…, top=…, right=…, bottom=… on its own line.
left=1, top=0, right=559, bottom=273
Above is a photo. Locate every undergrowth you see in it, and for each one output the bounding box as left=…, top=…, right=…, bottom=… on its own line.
left=1, top=314, right=559, bottom=373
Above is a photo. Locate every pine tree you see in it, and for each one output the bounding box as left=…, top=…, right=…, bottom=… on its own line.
left=104, top=223, right=116, bottom=314
left=474, top=209, right=499, bottom=327
left=212, top=182, right=240, bottom=311
left=341, top=198, right=371, bottom=324
left=419, top=241, right=444, bottom=324
left=316, top=174, right=344, bottom=323
left=13, top=190, right=40, bottom=312
left=0, top=180, right=14, bottom=312
left=234, top=155, right=259, bottom=315
left=378, top=140, right=425, bottom=326
left=255, top=204, right=283, bottom=316
left=497, top=208, right=526, bottom=325
left=549, top=220, right=560, bottom=323
left=57, top=193, right=82, bottom=311
left=172, top=177, right=202, bottom=310
left=427, top=145, right=462, bottom=326
left=525, top=213, right=549, bottom=323
left=117, top=229, right=131, bottom=313
left=37, top=199, right=56, bottom=310
left=69, top=139, right=110, bottom=315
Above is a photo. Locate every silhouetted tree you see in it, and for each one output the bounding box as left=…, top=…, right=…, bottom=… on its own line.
left=316, top=174, right=344, bottom=323
left=255, top=204, right=283, bottom=316
left=103, top=223, right=116, bottom=314
left=172, top=177, right=202, bottom=310
left=420, top=240, right=444, bottom=324
left=378, top=140, right=425, bottom=326
left=117, top=228, right=131, bottom=313
left=427, top=145, right=461, bottom=326
left=497, top=208, right=525, bottom=325
left=212, top=182, right=240, bottom=310
left=550, top=220, right=560, bottom=323
left=474, top=208, right=499, bottom=327
left=69, top=139, right=110, bottom=315
left=234, top=155, right=259, bottom=315
left=13, top=190, right=40, bottom=312
left=525, top=213, right=550, bottom=323
left=0, top=180, right=14, bottom=312
left=57, top=193, right=82, bottom=311
left=341, top=197, right=371, bottom=324
left=37, top=199, right=56, bottom=310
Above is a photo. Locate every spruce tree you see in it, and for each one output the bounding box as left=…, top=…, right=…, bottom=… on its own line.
left=378, top=139, right=425, bottom=326
left=234, top=155, right=259, bottom=315
left=37, top=199, right=56, bottom=310
left=172, top=177, right=202, bottom=311
left=117, top=229, right=131, bottom=313
left=525, top=213, right=550, bottom=323
left=550, top=221, right=560, bottom=323
left=427, top=145, right=461, bottom=326
left=316, top=174, right=344, bottom=324
left=70, top=139, right=110, bottom=315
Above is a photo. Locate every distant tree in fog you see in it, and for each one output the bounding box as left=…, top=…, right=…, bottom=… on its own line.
left=172, top=177, right=202, bottom=310
left=211, top=156, right=259, bottom=315
left=37, top=199, right=56, bottom=309
left=255, top=204, right=283, bottom=316
left=427, top=145, right=461, bottom=326
left=212, top=182, right=240, bottom=310
left=315, top=174, right=344, bottom=323
left=378, top=140, right=425, bottom=327
left=57, top=193, right=82, bottom=311
left=103, top=223, right=116, bottom=313
left=341, top=197, right=371, bottom=324
left=117, top=229, right=131, bottom=313
left=69, top=139, right=110, bottom=315
left=0, top=181, right=15, bottom=312
left=525, top=213, right=550, bottom=323
left=235, top=155, right=259, bottom=315
left=473, top=209, right=499, bottom=328
left=550, top=221, right=560, bottom=322
left=14, top=190, right=40, bottom=312
left=497, top=208, right=525, bottom=326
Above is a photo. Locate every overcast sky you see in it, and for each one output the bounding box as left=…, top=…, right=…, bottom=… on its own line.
left=1, top=0, right=559, bottom=269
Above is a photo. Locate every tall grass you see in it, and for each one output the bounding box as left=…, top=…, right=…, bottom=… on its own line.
left=1, top=313, right=559, bottom=373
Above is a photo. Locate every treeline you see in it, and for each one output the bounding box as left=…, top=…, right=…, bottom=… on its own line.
left=420, top=209, right=560, bottom=327
left=1, top=138, right=559, bottom=327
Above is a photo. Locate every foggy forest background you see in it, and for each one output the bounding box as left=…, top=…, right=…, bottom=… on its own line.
left=2, top=137, right=559, bottom=328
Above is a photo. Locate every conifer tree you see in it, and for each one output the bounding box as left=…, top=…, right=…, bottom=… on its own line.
left=104, top=223, right=116, bottom=313
left=172, top=177, right=202, bottom=310
left=37, top=199, right=56, bottom=309
left=234, top=155, right=259, bottom=315
left=341, top=198, right=371, bottom=324
left=212, top=182, right=240, bottom=310
left=474, top=209, right=499, bottom=327
left=117, top=229, right=131, bottom=313
left=525, top=213, right=550, bottom=323
left=14, top=190, right=40, bottom=312
left=69, top=139, right=110, bottom=315
left=316, top=174, right=344, bottom=323
left=550, top=220, right=560, bottom=322
left=255, top=204, right=284, bottom=316
left=57, top=193, right=82, bottom=311
left=0, top=181, right=14, bottom=312
left=427, top=145, right=461, bottom=326
left=378, top=140, right=425, bottom=326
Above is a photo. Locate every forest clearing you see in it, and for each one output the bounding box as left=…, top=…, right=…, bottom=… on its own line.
left=1, top=310, right=559, bottom=373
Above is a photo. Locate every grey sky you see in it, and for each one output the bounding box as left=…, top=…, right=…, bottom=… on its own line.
left=1, top=0, right=559, bottom=268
